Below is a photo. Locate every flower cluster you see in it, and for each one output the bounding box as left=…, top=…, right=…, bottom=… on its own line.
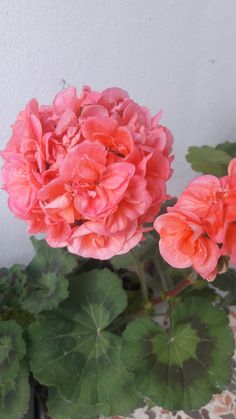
left=1, top=86, right=173, bottom=259
left=154, top=159, right=236, bottom=281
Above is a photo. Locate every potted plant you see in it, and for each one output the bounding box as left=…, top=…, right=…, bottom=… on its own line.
left=0, top=86, right=236, bottom=418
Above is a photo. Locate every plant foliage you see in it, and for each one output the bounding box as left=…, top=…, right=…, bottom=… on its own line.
left=28, top=269, right=140, bottom=417
left=1, top=139, right=236, bottom=417
left=186, top=145, right=231, bottom=176
left=122, top=297, right=234, bottom=411
left=0, top=321, right=30, bottom=419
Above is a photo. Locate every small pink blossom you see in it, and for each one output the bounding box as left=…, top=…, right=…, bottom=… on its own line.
left=174, top=174, right=230, bottom=243
left=154, top=211, right=220, bottom=281
left=68, top=220, right=142, bottom=260
left=154, top=159, right=236, bottom=280
left=221, top=223, right=236, bottom=265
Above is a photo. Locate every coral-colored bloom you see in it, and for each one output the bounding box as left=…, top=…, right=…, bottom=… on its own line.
left=154, top=158, right=236, bottom=280
left=175, top=175, right=230, bottom=243
left=154, top=212, right=220, bottom=281
left=224, top=157, right=236, bottom=223
left=221, top=223, right=236, bottom=265
left=68, top=220, right=142, bottom=260
left=1, top=154, right=41, bottom=219
left=1, top=86, right=173, bottom=259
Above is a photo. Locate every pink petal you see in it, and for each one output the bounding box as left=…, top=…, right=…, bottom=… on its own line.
left=53, top=86, right=79, bottom=115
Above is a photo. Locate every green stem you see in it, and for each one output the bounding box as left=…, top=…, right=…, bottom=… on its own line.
left=131, top=252, right=149, bottom=305
left=153, top=256, right=168, bottom=292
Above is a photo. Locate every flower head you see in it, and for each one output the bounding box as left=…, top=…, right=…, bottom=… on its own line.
left=154, top=160, right=236, bottom=281
left=1, top=86, right=173, bottom=258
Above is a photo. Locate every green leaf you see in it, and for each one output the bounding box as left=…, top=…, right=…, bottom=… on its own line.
left=111, top=234, right=156, bottom=270
left=177, top=277, right=218, bottom=303
left=213, top=269, right=236, bottom=292
left=28, top=269, right=140, bottom=416
left=122, top=297, right=234, bottom=411
left=21, top=272, right=69, bottom=314
left=47, top=387, right=98, bottom=419
left=212, top=269, right=236, bottom=306
left=0, top=265, right=27, bottom=309
left=216, top=141, right=236, bottom=158
left=27, top=237, right=78, bottom=278
left=0, top=361, right=30, bottom=419
left=110, top=253, right=134, bottom=270
left=20, top=237, right=77, bottom=314
left=180, top=286, right=218, bottom=303
left=0, top=320, right=26, bottom=388
left=186, top=146, right=231, bottom=176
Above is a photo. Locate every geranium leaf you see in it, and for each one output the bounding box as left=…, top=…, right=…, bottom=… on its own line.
left=28, top=269, right=140, bottom=416
left=0, top=361, right=30, bottom=419
left=0, top=265, right=27, bottom=309
left=122, top=297, right=234, bottom=411
left=28, top=237, right=78, bottom=277
left=111, top=234, right=156, bottom=269
left=21, top=272, right=69, bottom=314
left=0, top=320, right=26, bottom=388
left=186, top=146, right=231, bottom=176
left=110, top=253, right=133, bottom=270
left=213, top=269, right=236, bottom=306
left=216, top=141, right=236, bottom=158
left=20, top=237, right=77, bottom=314
left=47, top=387, right=99, bottom=419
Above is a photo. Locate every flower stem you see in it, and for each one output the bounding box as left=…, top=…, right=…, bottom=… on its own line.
left=131, top=251, right=149, bottom=305
left=153, top=256, right=168, bottom=292
left=151, top=274, right=196, bottom=306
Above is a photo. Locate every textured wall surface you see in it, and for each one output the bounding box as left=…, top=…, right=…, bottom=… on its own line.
left=1, top=0, right=236, bottom=265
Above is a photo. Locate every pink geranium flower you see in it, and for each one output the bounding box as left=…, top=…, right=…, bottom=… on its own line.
left=1, top=154, right=41, bottom=219
left=174, top=174, right=230, bottom=243
left=154, top=211, right=221, bottom=281
left=1, top=86, right=173, bottom=258
left=68, top=220, right=143, bottom=260
left=154, top=158, right=236, bottom=281
left=222, top=223, right=236, bottom=265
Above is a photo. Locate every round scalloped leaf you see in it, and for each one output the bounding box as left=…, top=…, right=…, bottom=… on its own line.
left=0, top=361, right=30, bottom=419
left=27, top=237, right=78, bottom=278
left=122, top=297, right=234, bottom=411
left=186, top=146, right=231, bottom=176
left=21, top=272, right=69, bottom=314
left=216, top=141, right=236, bottom=158
left=47, top=387, right=99, bottom=419
left=0, top=320, right=26, bottom=388
left=28, top=269, right=140, bottom=416
left=0, top=265, right=27, bottom=308
left=111, top=234, right=156, bottom=270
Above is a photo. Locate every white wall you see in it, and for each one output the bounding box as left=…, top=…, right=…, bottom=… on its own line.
left=1, top=0, right=236, bottom=266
